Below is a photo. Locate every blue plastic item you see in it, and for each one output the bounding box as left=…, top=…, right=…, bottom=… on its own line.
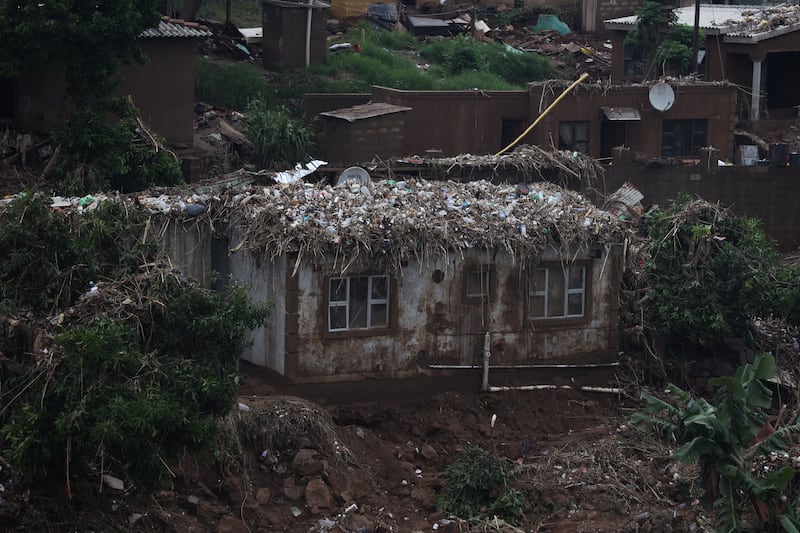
left=530, top=14, right=571, bottom=35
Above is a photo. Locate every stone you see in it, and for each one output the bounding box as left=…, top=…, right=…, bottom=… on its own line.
left=255, top=487, right=271, bottom=505
left=292, top=448, right=324, bottom=476
left=410, top=486, right=435, bottom=509
left=283, top=477, right=305, bottom=501
left=185, top=495, right=200, bottom=514
left=339, top=512, right=374, bottom=533
left=215, top=515, right=250, bottom=533
left=305, top=478, right=332, bottom=513
left=420, top=443, right=439, bottom=461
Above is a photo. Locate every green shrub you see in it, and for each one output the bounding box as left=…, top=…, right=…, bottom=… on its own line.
left=195, top=57, right=271, bottom=110
left=633, top=354, right=800, bottom=531
left=437, top=444, right=523, bottom=523
left=246, top=101, right=315, bottom=169
left=644, top=194, right=780, bottom=345
left=51, top=105, right=184, bottom=195
left=436, top=71, right=517, bottom=90
left=1, top=276, right=269, bottom=491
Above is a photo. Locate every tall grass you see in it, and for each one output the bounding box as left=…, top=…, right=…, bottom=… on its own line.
left=195, top=58, right=270, bottom=110
left=246, top=101, right=314, bottom=169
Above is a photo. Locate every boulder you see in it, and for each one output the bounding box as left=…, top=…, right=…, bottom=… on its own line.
left=305, top=478, right=332, bottom=513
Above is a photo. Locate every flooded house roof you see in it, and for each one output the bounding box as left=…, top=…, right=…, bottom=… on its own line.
left=139, top=18, right=213, bottom=39
left=605, top=4, right=800, bottom=42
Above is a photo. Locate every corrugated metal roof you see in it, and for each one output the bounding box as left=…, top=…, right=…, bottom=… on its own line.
left=601, top=106, right=641, bottom=121
left=605, top=5, right=800, bottom=41
left=140, top=18, right=213, bottom=38
left=320, top=102, right=412, bottom=122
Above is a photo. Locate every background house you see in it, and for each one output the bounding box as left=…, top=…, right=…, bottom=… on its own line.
left=0, top=18, right=210, bottom=148
left=605, top=4, right=800, bottom=121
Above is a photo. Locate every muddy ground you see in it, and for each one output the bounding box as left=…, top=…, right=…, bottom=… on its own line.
left=55, top=369, right=710, bottom=533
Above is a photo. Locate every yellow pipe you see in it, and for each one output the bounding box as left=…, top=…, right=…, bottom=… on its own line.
left=494, top=72, right=590, bottom=157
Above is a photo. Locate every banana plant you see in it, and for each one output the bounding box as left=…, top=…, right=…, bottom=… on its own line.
left=633, top=354, right=800, bottom=532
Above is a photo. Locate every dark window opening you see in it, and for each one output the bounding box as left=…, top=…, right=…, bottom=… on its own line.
left=624, top=44, right=647, bottom=80
left=529, top=265, right=586, bottom=319
left=661, top=119, right=707, bottom=158
left=558, top=121, right=590, bottom=154
left=328, top=275, right=389, bottom=332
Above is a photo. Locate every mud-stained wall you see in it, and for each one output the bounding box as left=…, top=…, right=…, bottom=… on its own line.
left=287, top=246, right=622, bottom=383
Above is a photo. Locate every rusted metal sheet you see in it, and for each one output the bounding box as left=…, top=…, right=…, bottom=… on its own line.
left=320, top=102, right=412, bottom=123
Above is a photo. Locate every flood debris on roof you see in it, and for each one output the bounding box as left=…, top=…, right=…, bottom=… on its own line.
left=389, top=145, right=604, bottom=189
left=140, top=17, right=213, bottom=38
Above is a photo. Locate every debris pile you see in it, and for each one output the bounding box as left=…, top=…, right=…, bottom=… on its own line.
left=727, top=4, right=800, bottom=35
left=391, top=144, right=605, bottom=188
left=214, top=176, right=626, bottom=272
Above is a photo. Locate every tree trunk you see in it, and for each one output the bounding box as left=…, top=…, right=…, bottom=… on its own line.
left=181, top=0, right=202, bottom=20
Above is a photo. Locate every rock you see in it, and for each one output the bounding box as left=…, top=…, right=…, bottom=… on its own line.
left=292, top=448, right=324, bottom=476
left=215, top=514, right=250, bottom=533
left=256, top=487, right=271, bottom=505
left=339, top=512, right=374, bottom=532
left=420, top=443, right=439, bottom=461
left=220, top=476, right=244, bottom=505
left=283, top=477, right=305, bottom=501
left=185, top=495, right=200, bottom=514
left=305, top=478, right=332, bottom=513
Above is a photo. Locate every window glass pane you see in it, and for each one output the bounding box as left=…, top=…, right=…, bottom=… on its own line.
left=547, top=271, right=565, bottom=317
left=568, top=267, right=585, bottom=289
left=531, top=295, right=545, bottom=317
left=559, top=124, right=574, bottom=145
left=330, top=278, right=347, bottom=302
left=532, top=269, right=546, bottom=293
left=371, top=303, right=388, bottom=327
left=349, top=277, right=368, bottom=328
left=574, top=122, right=589, bottom=142
left=371, top=276, right=388, bottom=299
left=467, top=270, right=489, bottom=296
left=567, top=293, right=584, bottom=316
left=330, top=305, right=347, bottom=330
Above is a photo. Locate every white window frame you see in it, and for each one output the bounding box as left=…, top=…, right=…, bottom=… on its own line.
left=529, top=265, right=587, bottom=319
left=328, top=275, right=389, bottom=332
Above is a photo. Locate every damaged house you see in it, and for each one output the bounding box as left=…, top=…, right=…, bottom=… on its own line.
left=160, top=176, right=628, bottom=388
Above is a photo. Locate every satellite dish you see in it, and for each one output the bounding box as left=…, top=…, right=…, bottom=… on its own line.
left=649, top=82, right=675, bottom=112
left=336, top=166, right=371, bottom=187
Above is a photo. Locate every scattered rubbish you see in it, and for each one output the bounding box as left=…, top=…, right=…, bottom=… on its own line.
left=102, top=474, right=125, bottom=491
left=329, top=42, right=362, bottom=53
left=291, top=506, right=303, bottom=517
left=237, top=402, right=251, bottom=411
left=530, top=14, right=571, bottom=35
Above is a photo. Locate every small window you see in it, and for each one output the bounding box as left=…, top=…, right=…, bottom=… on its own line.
left=529, top=265, right=586, bottom=319
left=328, top=275, right=389, bottom=332
left=661, top=119, right=708, bottom=158
left=558, top=121, right=590, bottom=154
left=466, top=268, right=490, bottom=298
left=623, top=44, right=647, bottom=80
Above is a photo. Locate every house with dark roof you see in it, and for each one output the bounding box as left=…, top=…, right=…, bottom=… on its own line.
left=0, top=17, right=211, bottom=148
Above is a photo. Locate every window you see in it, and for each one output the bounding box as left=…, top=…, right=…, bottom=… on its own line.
left=623, top=44, right=647, bottom=80
left=558, top=121, right=590, bottom=154
left=328, top=275, right=389, bottom=332
left=529, top=265, right=586, bottom=319
left=661, top=119, right=707, bottom=158
left=466, top=269, right=490, bottom=298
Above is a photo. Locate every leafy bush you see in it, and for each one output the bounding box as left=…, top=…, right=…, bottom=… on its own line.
left=437, top=444, right=523, bottom=523
left=644, top=194, right=781, bottom=345
left=633, top=354, right=800, bottom=531
left=52, top=105, right=184, bottom=195
left=1, top=276, right=269, bottom=491
left=420, top=37, right=553, bottom=85
left=0, top=194, right=159, bottom=314
left=195, top=57, right=271, bottom=110
left=246, top=101, right=315, bottom=169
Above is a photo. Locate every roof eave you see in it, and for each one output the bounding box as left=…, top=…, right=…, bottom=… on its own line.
left=725, top=21, right=800, bottom=43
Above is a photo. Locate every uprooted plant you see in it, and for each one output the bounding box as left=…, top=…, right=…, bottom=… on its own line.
left=633, top=354, right=800, bottom=531
left=437, top=444, right=525, bottom=524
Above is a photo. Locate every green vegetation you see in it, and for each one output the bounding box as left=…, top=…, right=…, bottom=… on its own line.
left=633, top=354, right=800, bottom=531
left=0, top=193, right=270, bottom=494
left=0, top=0, right=184, bottom=194
left=246, top=101, right=315, bottom=169
left=644, top=194, right=785, bottom=346
left=625, top=1, right=703, bottom=77
left=195, top=58, right=273, bottom=110
left=437, top=444, right=524, bottom=524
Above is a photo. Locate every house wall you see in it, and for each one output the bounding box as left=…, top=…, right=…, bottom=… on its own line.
left=13, top=70, right=69, bottom=133
left=262, top=3, right=328, bottom=69
left=283, top=246, right=622, bottom=384
left=525, top=83, right=736, bottom=161
left=372, top=86, right=530, bottom=156
left=602, top=163, right=800, bottom=251
left=118, top=39, right=198, bottom=146
left=316, top=112, right=407, bottom=164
